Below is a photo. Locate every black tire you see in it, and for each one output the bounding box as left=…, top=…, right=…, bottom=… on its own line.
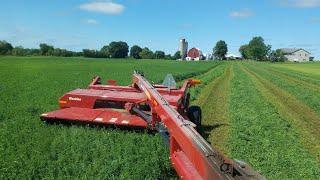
left=187, top=106, right=202, bottom=127
left=43, top=120, right=50, bottom=125
left=43, top=119, right=54, bottom=125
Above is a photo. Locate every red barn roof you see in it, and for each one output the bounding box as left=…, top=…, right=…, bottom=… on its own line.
left=187, top=48, right=202, bottom=59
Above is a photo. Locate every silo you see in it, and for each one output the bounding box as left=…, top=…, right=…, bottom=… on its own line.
left=179, top=39, right=188, bottom=60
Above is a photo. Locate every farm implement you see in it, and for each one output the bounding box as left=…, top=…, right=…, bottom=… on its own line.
left=40, top=72, right=264, bottom=180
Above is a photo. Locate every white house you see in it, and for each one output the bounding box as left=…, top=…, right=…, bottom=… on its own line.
left=226, top=54, right=242, bottom=60
left=279, top=48, right=311, bottom=62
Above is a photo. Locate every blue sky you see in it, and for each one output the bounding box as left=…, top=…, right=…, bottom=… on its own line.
left=1, top=0, right=320, bottom=58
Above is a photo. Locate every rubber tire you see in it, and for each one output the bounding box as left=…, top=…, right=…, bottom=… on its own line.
left=187, top=106, right=202, bottom=127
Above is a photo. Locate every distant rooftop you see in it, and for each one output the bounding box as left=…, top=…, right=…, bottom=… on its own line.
left=226, top=53, right=241, bottom=58
left=279, top=48, right=310, bottom=54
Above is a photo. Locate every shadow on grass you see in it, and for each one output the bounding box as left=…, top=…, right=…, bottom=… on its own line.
left=42, top=118, right=155, bottom=135
left=198, top=123, right=229, bottom=142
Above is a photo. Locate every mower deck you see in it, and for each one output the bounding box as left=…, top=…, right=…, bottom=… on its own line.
left=41, top=107, right=148, bottom=128
left=40, top=73, right=264, bottom=180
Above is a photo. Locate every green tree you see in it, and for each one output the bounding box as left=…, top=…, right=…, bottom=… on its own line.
left=0, top=40, right=13, bottom=55
left=269, top=49, right=286, bottom=62
left=39, top=43, right=54, bottom=56
left=53, top=48, right=62, bottom=56
left=12, top=46, right=26, bottom=56
left=154, top=51, right=165, bottom=59
left=130, top=45, right=142, bottom=59
left=165, top=54, right=173, bottom=60
left=83, top=49, right=101, bottom=58
left=213, top=40, right=228, bottom=60
left=27, top=49, right=40, bottom=56
left=173, top=51, right=181, bottom=60
left=100, top=45, right=110, bottom=58
left=108, top=41, right=129, bottom=58
left=139, top=48, right=154, bottom=59
left=247, top=37, right=271, bottom=61
left=239, top=45, right=249, bottom=59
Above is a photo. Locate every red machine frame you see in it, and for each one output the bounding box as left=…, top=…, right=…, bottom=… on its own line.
left=40, top=72, right=263, bottom=180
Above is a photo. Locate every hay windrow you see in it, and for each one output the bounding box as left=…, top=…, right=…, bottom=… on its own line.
left=241, top=64, right=320, bottom=161
left=193, top=64, right=233, bottom=155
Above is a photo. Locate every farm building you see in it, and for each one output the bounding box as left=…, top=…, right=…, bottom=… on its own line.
left=279, top=48, right=311, bottom=62
left=226, top=54, right=242, bottom=60
left=179, top=38, right=188, bottom=60
left=187, top=48, right=204, bottom=61
left=204, top=53, right=213, bottom=60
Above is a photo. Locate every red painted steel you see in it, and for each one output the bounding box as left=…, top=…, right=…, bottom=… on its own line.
left=133, top=74, right=263, bottom=180
left=40, top=74, right=263, bottom=180
left=41, top=107, right=148, bottom=127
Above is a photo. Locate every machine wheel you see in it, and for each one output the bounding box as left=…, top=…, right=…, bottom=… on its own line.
left=43, top=120, right=49, bottom=125
left=187, top=106, right=202, bottom=127
left=43, top=119, right=54, bottom=125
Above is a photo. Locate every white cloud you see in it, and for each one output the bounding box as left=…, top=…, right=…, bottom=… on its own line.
left=84, top=19, right=98, bottom=25
left=79, top=1, right=124, bottom=15
left=280, top=0, right=320, bottom=8
left=229, top=9, right=253, bottom=18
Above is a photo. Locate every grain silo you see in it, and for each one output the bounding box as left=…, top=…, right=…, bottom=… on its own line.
left=179, top=39, right=188, bottom=60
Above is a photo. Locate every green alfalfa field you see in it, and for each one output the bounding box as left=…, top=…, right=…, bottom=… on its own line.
left=1, top=56, right=320, bottom=179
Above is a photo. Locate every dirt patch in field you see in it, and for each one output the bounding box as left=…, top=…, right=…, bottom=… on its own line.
left=241, top=64, right=320, bottom=160
left=194, top=64, right=233, bottom=155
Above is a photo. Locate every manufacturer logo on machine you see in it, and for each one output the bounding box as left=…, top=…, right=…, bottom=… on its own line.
left=68, top=97, right=82, bottom=101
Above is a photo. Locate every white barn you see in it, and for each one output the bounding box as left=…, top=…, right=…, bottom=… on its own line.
left=279, top=48, right=311, bottom=62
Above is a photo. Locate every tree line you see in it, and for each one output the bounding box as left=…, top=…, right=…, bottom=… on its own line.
left=213, top=36, right=286, bottom=62
left=0, top=41, right=82, bottom=57
left=84, top=42, right=180, bottom=60
left=1, top=37, right=286, bottom=62
left=0, top=40, right=180, bottom=60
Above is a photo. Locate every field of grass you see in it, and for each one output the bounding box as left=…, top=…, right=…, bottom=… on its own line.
left=0, top=56, right=218, bottom=179
left=269, top=62, right=320, bottom=77
left=193, top=61, right=320, bottom=179
left=1, top=56, right=320, bottom=179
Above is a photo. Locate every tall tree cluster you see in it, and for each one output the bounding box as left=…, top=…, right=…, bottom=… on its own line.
left=173, top=51, right=181, bottom=60
left=129, top=45, right=172, bottom=60
left=239, top=36, right=271, bottom=61
left=213, top=40, right=228, bottom=60
left=0, top=40, right=13, bottom=55
left=83, top=41, right=129, bottom=58
left=139, top=47, right=154, bottom=59
left=211, top=37, right=285, bottom=62
left=130, top=45, right=143, bottom=59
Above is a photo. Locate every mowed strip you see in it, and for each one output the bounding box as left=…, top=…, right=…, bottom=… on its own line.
left=270, top=63, right=320, bottom=77
left=246, top=63, right=320, bottom=116
left=241, top=64, right=320, bottom=161
left=252, top=61, right=320, bottom=85
left=228, top=64, right=320, bottom=179
left=188, top=62, right=225, bottom=101
left=267, top=64, right=320, bottom=83
left=255, top=64, right=320, bottom=91
left=194, top=64, right=233, bottom=155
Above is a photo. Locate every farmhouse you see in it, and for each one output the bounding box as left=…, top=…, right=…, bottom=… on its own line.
left=226, top=54, right=242, bottom=60
left=279, top=48, right=311, bottom=62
